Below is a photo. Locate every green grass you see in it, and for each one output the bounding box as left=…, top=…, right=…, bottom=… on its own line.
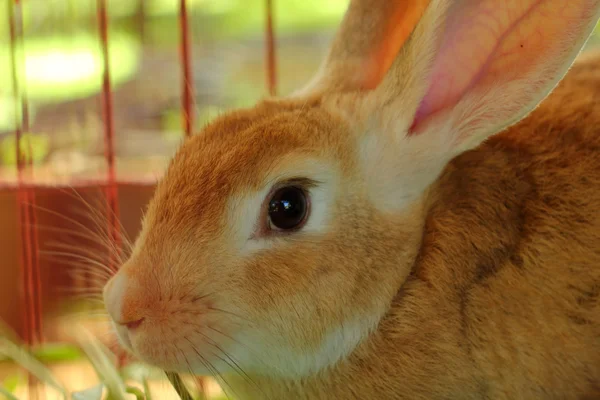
left=0, top=322, right=224, bottom=400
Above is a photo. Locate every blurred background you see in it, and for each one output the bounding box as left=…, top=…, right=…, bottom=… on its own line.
left=0, top=0, right=598, bottom=398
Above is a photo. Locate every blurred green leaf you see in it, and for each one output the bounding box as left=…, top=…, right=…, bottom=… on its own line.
left=0, top=132, right=50, bottom=166
left=0, top=386, right=19, bottom=400
left=125, top=386, right=145, bottom=400
left=0, top=337, right=67, bottom=399
left=73, top=325, right=129, bottom=400
left=0, top=343, right=82, bottom=364
left=72, top=384, right=104, bottom=400
left=1, top=374, right=22, bottom=394
left=31, top=343, right=83, bottom=363
left=141, top=378, right=152, bottom=400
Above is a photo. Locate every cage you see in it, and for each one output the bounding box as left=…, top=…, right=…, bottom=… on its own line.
left=0, top=0, right=350, bottom=398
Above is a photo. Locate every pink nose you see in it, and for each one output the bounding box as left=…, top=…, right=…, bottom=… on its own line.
left=103, top=273, right=145, bottom=329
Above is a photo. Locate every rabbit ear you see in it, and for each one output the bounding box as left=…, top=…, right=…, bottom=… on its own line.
left=304, top=0, right=600, bottom=211
left=408, top=0, right=600, bottom=143
left=293, top=0, right=431, bottom=96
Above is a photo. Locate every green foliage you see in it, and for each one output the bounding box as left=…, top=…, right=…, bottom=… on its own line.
left=0, top=324, right=220, bottom=400
left=0, top=31, right=141, bottom=104
left=72, top=384, right=104, bottom=400
left=0, top=386, right=19, bottom=400
left=0, top=132, right=50, bottom=166
left=2, top=374, right=21, bottom=394
left=0, top=0, right=348, bottom=36
left=29, top=343, right=83, bottom=363
left=0, top=337, right=68, bottom=399
left=73, top=325, right=130, bottom=400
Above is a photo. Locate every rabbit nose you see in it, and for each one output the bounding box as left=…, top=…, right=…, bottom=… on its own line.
left=103, top=273, right=145, bottom=330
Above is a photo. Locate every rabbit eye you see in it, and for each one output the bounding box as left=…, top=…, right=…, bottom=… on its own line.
left=267, top=186, right=309, bottom=231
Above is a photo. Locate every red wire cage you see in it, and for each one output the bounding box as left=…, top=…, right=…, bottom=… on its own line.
left=4, top=0, right=278, bottom=397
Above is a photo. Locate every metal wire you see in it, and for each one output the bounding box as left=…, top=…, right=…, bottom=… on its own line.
left=180, top=0, right=194, bottom=137
left=265, top=0, right=277, bottom=96
left=9, top=1, right=44, bottom=398
left=9, top=0, right=43, bottom=350
left=97, top=0, right=122, bottom=273
left=9, top=0, right=280, bottom=397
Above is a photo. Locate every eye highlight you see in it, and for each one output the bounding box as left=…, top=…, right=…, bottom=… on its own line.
left=267, top=185, right=309, bottom=232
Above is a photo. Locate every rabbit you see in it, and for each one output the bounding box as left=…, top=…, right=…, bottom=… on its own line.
left=102, top=0, right=600, bottom=398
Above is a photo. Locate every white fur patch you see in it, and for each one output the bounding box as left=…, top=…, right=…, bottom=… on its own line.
left=229, top=310, right=381, bottom=378
left=357, top=128, right=452, bottom=213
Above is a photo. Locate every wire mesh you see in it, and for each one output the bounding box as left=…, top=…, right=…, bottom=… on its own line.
left=180, top=0, right=194, bottom=138
left=6, top=0, right=279, bottom=397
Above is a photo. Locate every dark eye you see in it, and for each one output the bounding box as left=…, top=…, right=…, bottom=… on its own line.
left=268, top=186, right=309, bottom=231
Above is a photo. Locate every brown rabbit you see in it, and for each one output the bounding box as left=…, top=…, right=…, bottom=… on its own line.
left=103, top=0, right=600, bottom=398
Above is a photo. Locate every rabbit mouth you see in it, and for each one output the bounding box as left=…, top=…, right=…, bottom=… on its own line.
left=107, top=306, right=244, bottom=375
left=112, top=321, right=134, bottom=352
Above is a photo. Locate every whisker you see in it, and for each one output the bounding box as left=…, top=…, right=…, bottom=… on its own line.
left=196, top=329, right=265, bottom=397
left=55, top=286, right=104, bottom=295
left=39, top=250, right=113, bottom=272
left=43, top=256, right=114, bottom=282
left=27, top=224, right=114, bottom=249
left=30, top=199, right=128, bottom=268
left=206, top=307, right=254, bottom=325
left=69, top=205, right=130, bottom=262
left=204, top=326, right=269, bottom=370
left=182, top=338, right=236, bottom=400
left=53, top=253, right=113, bottom=271
left=61, top=187, right=134, bottom=252
left=64, top=267, right=113, bottom=282
left=175, top=346, right=209, bottom=400
left=24, top=201, right=113, bottom=247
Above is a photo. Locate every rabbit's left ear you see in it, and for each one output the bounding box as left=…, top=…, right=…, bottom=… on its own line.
left=293, top=0, right=432, bottom=96
left=297, top=0, right=600, bottom=210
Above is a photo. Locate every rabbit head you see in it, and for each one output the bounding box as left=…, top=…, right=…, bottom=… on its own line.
left=103, top=0, right=600, bottom=381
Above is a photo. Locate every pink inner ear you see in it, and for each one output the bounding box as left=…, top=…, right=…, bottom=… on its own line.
left=411, top=0, right=595, bottom=132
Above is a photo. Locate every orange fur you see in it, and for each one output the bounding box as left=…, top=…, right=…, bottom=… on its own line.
left=224, top=51, right=600, bottom=400
left=103, top=1, right=600, bottom=398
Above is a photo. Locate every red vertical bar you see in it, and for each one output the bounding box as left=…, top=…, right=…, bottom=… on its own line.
left=179, top=0, right=194, bottom=137
left=97, top=0, right=121, bottom=271
left=9, top=1, right=44, bottom=398
left=8, top=0, right=29, bottom=346
left=178, top=2, right=205, bottom=395
left=265, top=0, right=277, bottom=96
left=18, top=0, right=43, bottom=350
left=9, top=0, right=43, bottom=348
